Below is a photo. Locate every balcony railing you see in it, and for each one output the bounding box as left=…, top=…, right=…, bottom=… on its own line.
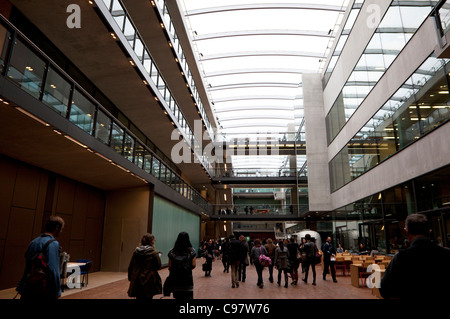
left=211, top=204, right=309, bottom=218
left=95, top=0, right=215, bottom=175
left=433, top=0, right=450, bottom=37
left=0, top=14, right=211, bottom=213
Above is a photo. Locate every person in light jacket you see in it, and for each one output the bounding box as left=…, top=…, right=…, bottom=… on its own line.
left=274, top=240, right=290, bottom=287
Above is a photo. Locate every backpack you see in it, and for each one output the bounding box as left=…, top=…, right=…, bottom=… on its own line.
left=19, top=239, right=56, bottom=298
left=170, top=252, right=192, bottom=280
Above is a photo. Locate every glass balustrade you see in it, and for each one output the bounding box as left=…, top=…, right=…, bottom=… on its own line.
left=0, top=17, right=211, bottom=212
left=97, top=0, right=215, bottom=174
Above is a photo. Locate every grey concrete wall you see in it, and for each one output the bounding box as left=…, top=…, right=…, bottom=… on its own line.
left=303, top=74, right=332, bottom=211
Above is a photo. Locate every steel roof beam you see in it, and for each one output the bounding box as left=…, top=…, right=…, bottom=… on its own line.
left=185, top=4, right=347, bottom=16
left=213, top=95, right=295, bottom=103
left=209, top=82, right=300, bottom=91
left=200, top=51, right=325, bottom=61
left=205, top=68, right=315, bottom=77
left=194, top=30, right=331, bottom=41
left=214, top=105, right=294, bottom=112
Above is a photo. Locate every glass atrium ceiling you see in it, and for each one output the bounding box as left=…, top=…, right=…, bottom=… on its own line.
left=179, top=0, right=350, bottom=139
left=178, top=0, right=351, bottom=174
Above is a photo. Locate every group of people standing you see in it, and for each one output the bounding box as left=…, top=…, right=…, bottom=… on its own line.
left=126, top=232, right=339, bottom=300
left=218, top=234, right=334, bottom=289
left=16, top=214, right=450, bottom=301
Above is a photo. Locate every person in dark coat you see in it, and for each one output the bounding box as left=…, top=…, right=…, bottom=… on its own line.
left=221, top=238, right=230, bottom=273
left=301, top=234, right=317, bottom=285
left=202, top=239, right=215, bottom=276
left=250, top=239, right=268, bottom=288
left=287, top=237, right=300, bottom=285
left=166, top=232, right=197, bottom=299
left=238, top=235, right=249, bottom=282
left=228, top=234, right=243, bottom=288
left=322, top=236, right=337, bottom=283
left=127, top=233, right=162, bottom=300
left=380, top=214, right=450, bottom=299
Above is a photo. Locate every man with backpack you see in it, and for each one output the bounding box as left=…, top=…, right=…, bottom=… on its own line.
left=17, top=216, right=65, bottom=300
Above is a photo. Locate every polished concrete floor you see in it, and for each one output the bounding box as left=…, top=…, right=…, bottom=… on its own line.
left=0, top=258, right=378, bottom=300
left=57, top=259, right=377, bottom=300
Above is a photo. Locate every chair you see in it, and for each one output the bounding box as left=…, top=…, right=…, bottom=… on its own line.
left=359, top=266, right=372, bottom=287
left=335, top=256, right=347, bottom=276
left=76, top=259, right=92, bottom=288
left=351, top=257, right=361, bottom=265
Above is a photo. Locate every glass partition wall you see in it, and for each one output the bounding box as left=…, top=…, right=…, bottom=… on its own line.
left=332, top=165, right=450, bottom=254
left=326, top=1, right=438, bottom=144
left=330, top=55, right=450, bottom=192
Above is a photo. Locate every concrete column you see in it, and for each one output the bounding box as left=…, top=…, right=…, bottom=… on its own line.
left=303, top=73, right=332, bottom=212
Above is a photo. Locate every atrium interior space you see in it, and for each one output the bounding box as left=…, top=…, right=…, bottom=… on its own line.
left=0, top=0, right=450, bottom=303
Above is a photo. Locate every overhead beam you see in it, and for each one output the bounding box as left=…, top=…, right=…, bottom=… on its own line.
left=194, top=30, right=332, bottom=41
left=204, top=68, right=316, bottom=77
left=185, top=4, right=347, bottom=16
left=199, top=51, right=325, bottom=61
left=209, top=82, right=300, bottom=91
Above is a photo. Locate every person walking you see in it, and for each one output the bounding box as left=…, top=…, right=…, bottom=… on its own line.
left=301, top=234, right=317, bottom=285
left=127, top=233, right=162, bottom=300
left=299, top=237, right=307, bottom=274
left=287, top=237, right=300, bottom=285
left=17, top=216, right=65, bottom=300
left=228, top=234, right=242, bottom=288
left=238, top=235, right=249, bottom=282
left=322, top=236, right=338, bottom=283
left=221, top=237, right=230, bottom=273
left=274, top=240, right=290, bottom=288
left=202, top=239, right=214, bottom=276
left=380, top=214, right=450, bottom=299
left=264, top=238, right=276, bottom=283
left=250, top=239, right=268, bottom=288
left=165, top=232, right=197, bottom=299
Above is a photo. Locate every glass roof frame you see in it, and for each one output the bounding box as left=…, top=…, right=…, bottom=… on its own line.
left=179, top=0, right=351, bottom=171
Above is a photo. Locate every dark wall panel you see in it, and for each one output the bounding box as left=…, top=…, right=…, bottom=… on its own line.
left=0, top=155, right=106, bottom=289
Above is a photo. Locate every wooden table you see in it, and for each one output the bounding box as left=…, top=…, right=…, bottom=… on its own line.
left=350, top=264, right=364, bottom=288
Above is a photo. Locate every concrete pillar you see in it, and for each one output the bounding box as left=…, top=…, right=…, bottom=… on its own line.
left=303, top=73, right=332, bottom=212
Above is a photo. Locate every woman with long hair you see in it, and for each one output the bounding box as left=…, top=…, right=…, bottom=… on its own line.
left=165, top=232, right=197, bottom=299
